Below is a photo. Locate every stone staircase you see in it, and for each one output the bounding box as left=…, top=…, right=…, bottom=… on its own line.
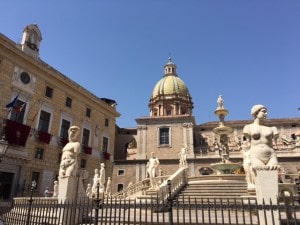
left=175, top=175, right=249, bottom=203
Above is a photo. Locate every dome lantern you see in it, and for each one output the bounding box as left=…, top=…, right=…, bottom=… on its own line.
left=164, top=57, right=177, bottom=76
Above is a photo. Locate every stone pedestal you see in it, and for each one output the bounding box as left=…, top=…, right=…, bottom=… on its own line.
left=58, top=176, right=77, bottom=225
left=58, top=176, right=77, bottom=202
left=255, top=166, right=280, bottom=225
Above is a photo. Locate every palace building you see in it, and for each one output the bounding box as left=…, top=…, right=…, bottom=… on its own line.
left=0, top=25, right=120, bottom=199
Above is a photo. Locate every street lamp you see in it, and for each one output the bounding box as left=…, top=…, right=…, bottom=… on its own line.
left=26, top=180, right=37, bottom=225
left=0, top=119, right=8, bottom=162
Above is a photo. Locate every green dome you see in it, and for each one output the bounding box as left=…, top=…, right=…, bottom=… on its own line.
left=152, top=75, right=189, bottom=98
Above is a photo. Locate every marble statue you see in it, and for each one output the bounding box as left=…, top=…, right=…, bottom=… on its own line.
left=106, top=177, right=111, bottom=197
left=59, top=126, right=81, bottom=177
left=52, top=180, right=58, bottom=197
left=217, top=95, right=224, bottom=109
left=86, top=183, right=92, bottom=198
left=92, top=169, right=100, bottom=195
left=243, top=106, right=281, bottom=225
left=179, top=144, right=188, bottom=167
left=147, top=152, right=160, bottom=190
left=243, top=105, right=279, bottom=169
left=99, top=163, right=106, bottom=192
left=242, top=143, right=255, bottom=189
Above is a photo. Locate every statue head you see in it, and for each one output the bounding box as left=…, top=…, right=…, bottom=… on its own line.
left=68, top=126, right=80, bottom=142
left=251, top=105, right=267, bottom=118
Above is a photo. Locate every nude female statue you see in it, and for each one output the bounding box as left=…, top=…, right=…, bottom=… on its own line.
left=147, top=152, right=160, bottom=189
left=59, top=126, right=81, bottom=177
left=243, top=105, right=279, bottom=168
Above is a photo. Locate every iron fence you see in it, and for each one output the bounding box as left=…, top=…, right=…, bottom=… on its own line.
left=0, top=195, right=299, bottom=225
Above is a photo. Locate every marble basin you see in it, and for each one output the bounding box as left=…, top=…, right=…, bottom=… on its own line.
left=211, top=162, right=241, bottom=174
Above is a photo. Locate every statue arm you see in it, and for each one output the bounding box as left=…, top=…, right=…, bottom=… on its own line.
left=272, top=126, right=279, bottom=139
left=242, top=125, right=251, bottom=149
left=156, top=158, right=160, bottom=165
left=74, top=142, right=81, bottom=153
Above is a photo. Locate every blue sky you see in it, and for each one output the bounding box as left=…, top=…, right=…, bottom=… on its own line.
left=1, top=1, right=299, bottom=128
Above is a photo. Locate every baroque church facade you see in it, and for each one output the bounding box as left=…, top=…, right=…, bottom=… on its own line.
left=112, top=58, right=300, bottom=194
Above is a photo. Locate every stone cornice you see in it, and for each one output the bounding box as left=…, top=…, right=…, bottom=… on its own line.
left=135, top=115, right=195, bottom=125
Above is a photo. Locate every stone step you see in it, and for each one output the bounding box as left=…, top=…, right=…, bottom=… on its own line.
left=176, top=179, right=248, bottom=202
left=186, top=186, right=247, bottom=190
left=188, top=183, right=247, bottom=187
left=178, top=191, right=247, bottom=196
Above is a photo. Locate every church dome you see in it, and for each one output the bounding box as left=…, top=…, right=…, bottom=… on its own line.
left=152, top=74, right=189, bottom=98
left=152, top=58, right=190, bottom=98
left=149, top=57, right=193, bottom=117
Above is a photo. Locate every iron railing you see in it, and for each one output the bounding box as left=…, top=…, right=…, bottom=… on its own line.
left=1, top=197, right=299, bottom=225
left=1, top=186, right=299, bottom=225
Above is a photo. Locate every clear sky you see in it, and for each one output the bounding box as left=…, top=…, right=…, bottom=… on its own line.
left=1, top=1, right=299, bottom=128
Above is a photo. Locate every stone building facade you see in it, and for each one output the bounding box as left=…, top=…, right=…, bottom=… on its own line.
left=0, top=25, right=120, bottom=199
left=1, top=25, right=298, bottom=198
left=113, top=58, right=300, bottom=194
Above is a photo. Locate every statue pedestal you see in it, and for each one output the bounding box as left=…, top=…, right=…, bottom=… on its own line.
left=255, top=166, right=280, bottom=225
left=58, top=176, right=77, bottom=202
left=58, top=176, right=78, bottom=225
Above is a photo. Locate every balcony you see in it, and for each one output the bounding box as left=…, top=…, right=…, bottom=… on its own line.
left=82, top=145, right=92, bottom=155
left=5, top=119, right=31, bottom=147
left=36, top=130, right=52, bottom=144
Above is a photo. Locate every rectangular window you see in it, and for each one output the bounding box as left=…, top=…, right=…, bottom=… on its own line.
left=102, top=136, right=108, bottom=152
left=35, top=148, right=44, bottom=159
left=117, top=184, right=124, bottom=192
left=10, top=99, right=26, bottom=123
left=31, top=171, right=40, bottom=189
left=60, top=119, right=71, bottom=140
left=86, top=108, right=91, bottom=118
left=159, top=127, right=169, bottom=145
left=105, top=118, right=109, bottom=127
left=45, top=86, right=53, bottom=98
left=82, top=128, right=90, bottom=146
left=66, top=97, right=72, bottom=108
left=118, top=169, right=125, bottom=176
left=38, top=110, right=51, bottom=132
